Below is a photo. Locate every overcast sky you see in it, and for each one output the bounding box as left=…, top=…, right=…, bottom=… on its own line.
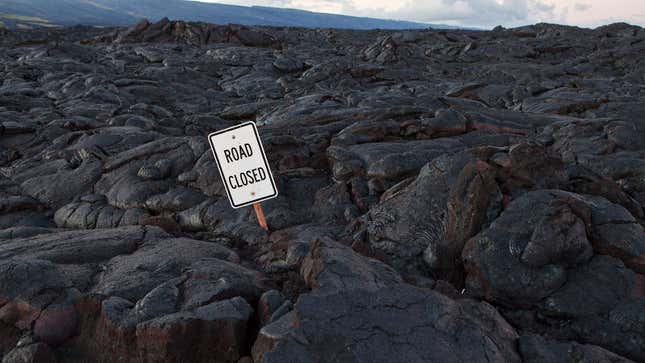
left=193, top=0, right=645, bottom=28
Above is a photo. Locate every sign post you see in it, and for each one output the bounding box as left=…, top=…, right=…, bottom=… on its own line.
left=207, top=121, right=278, bottom=230
left=253, top=203, right=269, bottom=231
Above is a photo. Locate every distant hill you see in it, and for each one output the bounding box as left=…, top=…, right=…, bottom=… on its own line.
left=0, top=0, right=459, bottom=30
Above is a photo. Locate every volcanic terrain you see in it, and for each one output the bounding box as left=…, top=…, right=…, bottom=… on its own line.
left=1, top=19, right=645, bottom=363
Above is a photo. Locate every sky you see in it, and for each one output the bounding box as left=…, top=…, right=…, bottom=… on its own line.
left=193, top=0, right=645, bottom=28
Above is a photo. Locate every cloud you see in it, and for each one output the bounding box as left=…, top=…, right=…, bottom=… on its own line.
left=274, top=0, right=556, bottom=27
left=195, top=0, right=645, bottom=28
left=344, top=0, right=558, bottom=27
left=574, top=2, right=591, bottom=11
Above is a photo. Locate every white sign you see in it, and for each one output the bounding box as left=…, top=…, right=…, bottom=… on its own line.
left=208, top=121, right=278, bottom=208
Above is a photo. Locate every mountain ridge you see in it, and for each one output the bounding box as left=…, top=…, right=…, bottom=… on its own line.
left=0, top=0, right=464, bottom=30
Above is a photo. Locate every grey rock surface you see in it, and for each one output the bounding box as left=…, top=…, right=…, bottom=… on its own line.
left=253, top=284, right=521, bottom=363
left=0, top=18, right=644, bottom=363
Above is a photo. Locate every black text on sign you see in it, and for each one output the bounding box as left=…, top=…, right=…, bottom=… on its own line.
left=207, top=122, right=278, bottom=208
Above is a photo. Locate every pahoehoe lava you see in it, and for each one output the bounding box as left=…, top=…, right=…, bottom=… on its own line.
left=1, top=18, right=645, bottom=363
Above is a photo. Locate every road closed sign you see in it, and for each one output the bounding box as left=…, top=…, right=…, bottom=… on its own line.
left=208, top=121, right=278, bottom=209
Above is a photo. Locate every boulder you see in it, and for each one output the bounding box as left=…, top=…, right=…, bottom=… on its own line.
left=253, top=285, right=520, bottom=363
